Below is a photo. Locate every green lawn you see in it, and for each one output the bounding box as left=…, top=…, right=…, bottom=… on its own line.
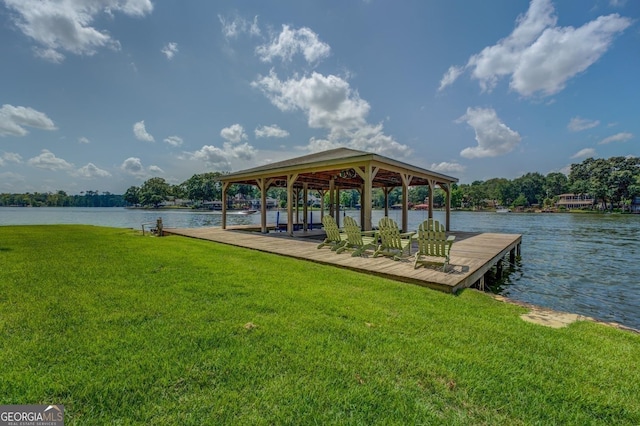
left=1, top=225, right=639, bottom=425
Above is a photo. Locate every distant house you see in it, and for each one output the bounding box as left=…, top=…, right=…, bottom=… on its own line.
left=203, top=200, right=223, bottom=210
left=556, top=193, right=594, bottom=210
left=631, top=197, right=640, bottom=213
left=249, top=197, right=278, bottom=209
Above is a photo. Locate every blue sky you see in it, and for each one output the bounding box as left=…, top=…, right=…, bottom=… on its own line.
left=0, top=0, right=638, bottom=194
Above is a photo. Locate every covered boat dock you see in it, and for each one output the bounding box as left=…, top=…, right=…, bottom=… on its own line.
left=217, top=148, right=459, bottom=234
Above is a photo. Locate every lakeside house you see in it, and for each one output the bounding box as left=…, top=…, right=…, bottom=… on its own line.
left=249, top=197, right=278, bottom=209
left=556, top=193, right=595, bottom=210
left=632, top=196, right=640, bottom=213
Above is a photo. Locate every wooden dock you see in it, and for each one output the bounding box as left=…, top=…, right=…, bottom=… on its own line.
left=163, top=226, right=522, bottom=293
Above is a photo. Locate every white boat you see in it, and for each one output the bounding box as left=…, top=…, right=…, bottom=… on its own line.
left=496, top=207, right=511, bottom=213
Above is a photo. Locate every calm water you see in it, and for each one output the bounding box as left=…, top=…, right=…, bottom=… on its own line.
left=1, top=207, right=639, bottom=330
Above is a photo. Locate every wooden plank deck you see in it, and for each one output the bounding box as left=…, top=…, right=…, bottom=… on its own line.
left=163, top=226, right=522, bottom=293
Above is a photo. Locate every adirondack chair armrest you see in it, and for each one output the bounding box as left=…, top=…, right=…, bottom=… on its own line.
left=361, top=230, right=377, bottom=237
left=400, top=231, right=416, bottom=238
left=447, top=236, right=456, bottom=243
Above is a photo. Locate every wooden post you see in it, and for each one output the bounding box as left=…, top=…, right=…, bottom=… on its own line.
left=257, top=177, right=268, bottom=233
left=401, top=173, right=413, bottom=233
left=329, top=178, right=335, bottom=218
left=318, top=189, right=325, bottom=221
left=221, top=182, right=229, bottom=229
left=428, top=179, right=437, bottom=220
left=303, top=183, right=308, bottom=231
left=443, top=183, right=452, bottom=232
left=286, top=174, right=298, bottom=236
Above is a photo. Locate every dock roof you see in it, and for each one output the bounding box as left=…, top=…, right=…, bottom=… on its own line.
left=218, top=147, right=458, bottom=190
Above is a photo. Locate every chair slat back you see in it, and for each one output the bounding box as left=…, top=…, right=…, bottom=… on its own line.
left=378, top=217, right=403, bottom=250
left=343, top=216, right=364, bottom=246
left=416, top=219, right=448, bottom=256
left=322, top=215, right=342, bottom=242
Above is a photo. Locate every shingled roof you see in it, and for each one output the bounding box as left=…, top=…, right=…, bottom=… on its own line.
left=219, top=147, right=457, bottom=190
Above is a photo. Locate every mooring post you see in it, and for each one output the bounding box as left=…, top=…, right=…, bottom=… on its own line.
left=156, top=217, right=163, bottom=237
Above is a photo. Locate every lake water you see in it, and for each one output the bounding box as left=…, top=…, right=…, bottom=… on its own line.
left=1, top=207, right=639, bottom=330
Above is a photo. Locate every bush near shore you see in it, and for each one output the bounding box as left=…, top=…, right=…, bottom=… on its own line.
left=1, top=225, right=639, bottom=425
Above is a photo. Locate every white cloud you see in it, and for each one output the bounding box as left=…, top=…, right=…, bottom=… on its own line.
left=120, top=157, right=146, bottom=176
left=0, top=104, right=57, bottom=136
left=220, top=124, right=248, bottom=143
left=161, top=42, right=178, bottom=60
left=34, top=47, right=65, bottom=63
left=336, top=124, right=412, bottom=158
left=252, top=70, right=412, bottom=159
left=78, top=136, right=90, bottom=144
left=430, top=162, right=466, bottom=174
left=148, top=165, right=164, bottom=174
left=255, top=125, right=290, bottom=138
left=440, top=0, right=632, bottom=97
left=571, top=148, right=596, bottom=159
left=189, top=139, right=257, bottom=170
left=133, top=120, right=155, bottom=142
left=457, top=107, right=521, bottom=159
left=438, top=66, right=464, bottom=92
left=227, top=142, right=256, bottom=161
left=164, top=136, right=184, bottom=147
left=4, top=0, right=154, bottom=62
left=253, top=71, right=369, bottom=130
left=218, top=15, right=261, bottom=39
left=599, top=132, right=633, bottom=144
left=27, top=149, right=74, bottom=171
left=190, top=145, right=232, bottom=170
left=2, top=152, right=23, bottom=164
left=256, top=25, right=330, bottom=64
left=73, top=163, right=111, bottom=178
left=568, top=116, right=600, bottom=132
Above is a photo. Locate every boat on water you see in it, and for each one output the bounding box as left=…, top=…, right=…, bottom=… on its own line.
left=496, top=207, right=511, bottom=213
left=206, top=209, right=258, bottom=215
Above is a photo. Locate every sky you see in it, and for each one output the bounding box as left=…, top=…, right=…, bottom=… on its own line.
left=0, top=0, right=638, bottom=195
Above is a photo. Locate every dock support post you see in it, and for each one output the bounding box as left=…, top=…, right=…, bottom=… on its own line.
left=496, top=259, right=503, bottom=278
left=477, top=276, right=485, bottom=291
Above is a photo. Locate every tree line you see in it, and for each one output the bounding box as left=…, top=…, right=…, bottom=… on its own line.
left=3, top=156, right=638, bottom=210
left=0, top=190, right=125, bottom=207
left=452, top=156, right=639, bottom=211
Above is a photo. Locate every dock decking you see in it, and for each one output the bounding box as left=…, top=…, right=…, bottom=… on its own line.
left=164, top=226, right=522, bottom=293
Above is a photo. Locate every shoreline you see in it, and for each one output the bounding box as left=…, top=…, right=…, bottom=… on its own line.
left=489, top=293, right=640, bottom=334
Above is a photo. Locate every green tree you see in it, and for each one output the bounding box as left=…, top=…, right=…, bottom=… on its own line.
left=449, top=184, right=464, bottom=209
left=124, top=186, right=141, bottom=206
left=513, top=193, right=528, bottom=208
left=543, top=172, right=568, bottom=198
left=513, top=172, right=545, bottom=206
left=466, top=181, right=487, bottom=210
left=140, top=178, right=171, bottom=208
left=409, top=186, right=429, bottom=205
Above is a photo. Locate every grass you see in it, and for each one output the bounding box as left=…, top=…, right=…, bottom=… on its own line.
left=1, top=225, right=639, bottom=425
